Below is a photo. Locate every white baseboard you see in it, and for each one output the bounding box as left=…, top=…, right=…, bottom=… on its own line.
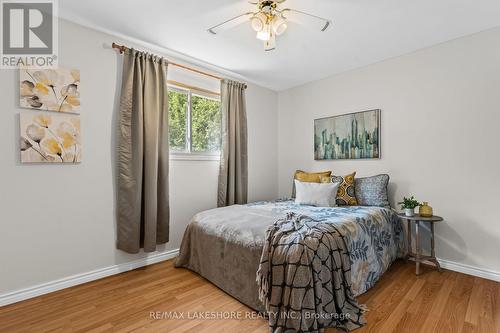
left=437, top=258, right=500, bottom=282
left=1, top=250, right=498, bottom=308
left=0, top=249, right=179, bottom=307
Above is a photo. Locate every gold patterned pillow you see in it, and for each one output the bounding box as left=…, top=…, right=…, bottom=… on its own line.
left=327, top=172, right=358, bottom=206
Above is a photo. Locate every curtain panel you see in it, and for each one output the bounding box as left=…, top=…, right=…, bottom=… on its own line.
left=218, top=79, right=248, bottom=207
left=117, top=49, right=170, bottom=253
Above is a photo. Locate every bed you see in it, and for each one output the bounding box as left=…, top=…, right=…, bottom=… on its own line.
left=175, top=199, right=406, bottom=314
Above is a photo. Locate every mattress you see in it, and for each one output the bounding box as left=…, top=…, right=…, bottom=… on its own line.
left=175, top=200, right=405, bottom=312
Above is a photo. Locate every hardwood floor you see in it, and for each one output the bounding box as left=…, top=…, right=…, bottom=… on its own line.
left=1, top=259, right=499, bottom=332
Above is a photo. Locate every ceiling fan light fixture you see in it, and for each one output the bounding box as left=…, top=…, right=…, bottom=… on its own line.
left=272, top=16, right=287, bottom=35
left=207, top=0, right=332, bottom=52
left=250, top=12, right=267, bottom=32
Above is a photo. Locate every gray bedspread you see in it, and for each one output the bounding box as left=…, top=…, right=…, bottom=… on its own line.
left=175, top=200, right=405, bottom=314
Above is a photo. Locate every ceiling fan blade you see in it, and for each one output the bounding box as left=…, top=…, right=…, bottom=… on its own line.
left=281, top=9, right=331, bottom=32
left=208, top=12, right=254, bottom=35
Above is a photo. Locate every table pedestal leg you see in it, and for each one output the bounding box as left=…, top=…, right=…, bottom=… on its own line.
left=415, top=221, right=420, bottom=275
left=407, top=220, right=412, bottom=261
left=430, top=221, right=442, bottom=272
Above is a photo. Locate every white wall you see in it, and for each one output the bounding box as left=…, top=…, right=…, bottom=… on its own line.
left=278, top=27, right=500, bottom=274
left=0, top=19, right=278, bottom=295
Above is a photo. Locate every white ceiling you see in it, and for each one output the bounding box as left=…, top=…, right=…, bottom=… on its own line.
left=60, top=0, right=500, bottom=91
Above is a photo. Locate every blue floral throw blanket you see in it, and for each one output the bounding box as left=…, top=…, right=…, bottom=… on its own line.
left=254, top=203, right=405, bottom=332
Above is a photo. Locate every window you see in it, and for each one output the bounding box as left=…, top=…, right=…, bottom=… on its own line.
left=168, top=86, right=221, bottom=159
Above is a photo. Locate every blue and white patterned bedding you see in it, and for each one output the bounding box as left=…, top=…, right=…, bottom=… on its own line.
left=176, top=199, right=407, bottom=313
left=247, top=200, right=406, bottom=295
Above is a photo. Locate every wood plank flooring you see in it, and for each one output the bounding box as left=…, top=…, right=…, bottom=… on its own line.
left=1, top=259, right=499, bottom=332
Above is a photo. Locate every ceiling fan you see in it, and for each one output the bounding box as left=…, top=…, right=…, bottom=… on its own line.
left=208, top=0, right=331, bottom=51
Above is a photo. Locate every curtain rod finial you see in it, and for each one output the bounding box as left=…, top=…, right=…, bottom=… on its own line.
left=112, top=42, right=126, bottom=54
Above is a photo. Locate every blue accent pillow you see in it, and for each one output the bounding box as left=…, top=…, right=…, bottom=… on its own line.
left=354, top=174, right=390, bottom=208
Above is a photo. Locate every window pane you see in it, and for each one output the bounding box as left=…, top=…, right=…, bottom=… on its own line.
left=168, top=89, right=188, bottom=151
left=191, top=95, right=221, bottom=153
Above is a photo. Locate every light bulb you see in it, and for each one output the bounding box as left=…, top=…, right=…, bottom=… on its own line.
left=272, top=16, right=287, bottom=36
left=250, top=12, right=267, bottom=32
left=256, top=24, right=271, bottom=41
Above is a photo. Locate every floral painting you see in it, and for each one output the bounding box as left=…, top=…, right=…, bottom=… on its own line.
left=20, top=113, right=81, bottom=163
left=20, top=68, right=80, bottom=113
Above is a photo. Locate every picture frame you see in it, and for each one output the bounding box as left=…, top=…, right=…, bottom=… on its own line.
left=314, top=109, right=381, bottom=160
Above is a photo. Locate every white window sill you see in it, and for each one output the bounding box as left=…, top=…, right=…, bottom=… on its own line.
left=169, top=153, right=220, bottom=161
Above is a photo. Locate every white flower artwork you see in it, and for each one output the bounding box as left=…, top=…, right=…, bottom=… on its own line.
left=20, top=67, right=81, bottom=114
left=20, top=112, right=82, bottom=163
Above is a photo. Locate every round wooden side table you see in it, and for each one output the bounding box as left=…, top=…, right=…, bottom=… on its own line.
left=398, top=214, right=443, bottom=275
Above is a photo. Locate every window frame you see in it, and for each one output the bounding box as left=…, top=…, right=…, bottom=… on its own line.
left=167, top=84, right=221, bottom=161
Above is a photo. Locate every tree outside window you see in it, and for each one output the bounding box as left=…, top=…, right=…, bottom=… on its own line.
left=168, top=87, right=221, bottom=155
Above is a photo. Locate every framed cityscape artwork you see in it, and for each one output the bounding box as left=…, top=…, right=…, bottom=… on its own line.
left=314, top=109, right=380, bottom=160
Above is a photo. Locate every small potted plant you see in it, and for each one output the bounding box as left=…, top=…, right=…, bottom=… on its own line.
left=398, top=196, right=421, bottom=217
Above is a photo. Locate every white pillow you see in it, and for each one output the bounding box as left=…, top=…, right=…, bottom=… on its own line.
left=294, top=180, right=340, bottom=207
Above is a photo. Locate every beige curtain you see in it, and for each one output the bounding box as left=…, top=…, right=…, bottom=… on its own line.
left=217, top=79, right=248, bottom=207
left=116, top=49, right=169, bottom=253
